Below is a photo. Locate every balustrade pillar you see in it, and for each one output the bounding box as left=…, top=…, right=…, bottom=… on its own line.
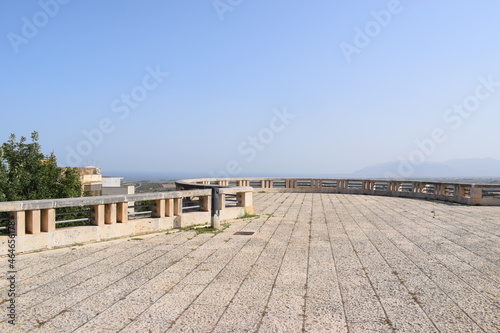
left=219, top=194, right=225, bottom=210
left=174, top=198, right=182, bottom=216
left=153, top=200, right=165, bottom=218
left=13, top=211, right=25, bottom=236
left=165, top=199, right=174, bottom=217
left=200, top=195, right=211, bottom=211
left=236, top=180, right=249, bottom=187
left=237, top=191, right=254, bottom=214
left=92, top=204, right=105, bottom=226
left=470, top=186, right=482, bottom=205
left=105, top=203, right=117, bottom=224
left=41, top=208, right=55, bottom=232
left=26, top=210, right=41, bottom=234
left=117, top=202, right=128, bottom=223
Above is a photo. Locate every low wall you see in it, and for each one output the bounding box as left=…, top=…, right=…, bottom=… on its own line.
left=0, top=186, right=253, bottom=255
left=176, top=178, right=500, bottom=206
left=2, top=176, right=498, bottom=255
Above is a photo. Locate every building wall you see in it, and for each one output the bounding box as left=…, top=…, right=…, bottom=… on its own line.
left=102, top=177, right=123, bottom=188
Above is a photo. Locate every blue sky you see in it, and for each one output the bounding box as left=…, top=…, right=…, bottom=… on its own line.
left=1, top=1, right=499, bottom=179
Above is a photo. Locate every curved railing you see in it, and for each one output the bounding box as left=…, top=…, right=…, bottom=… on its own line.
left=1, top=177, right=498, bottom=255
left=176, top=177, right=500, bottom=206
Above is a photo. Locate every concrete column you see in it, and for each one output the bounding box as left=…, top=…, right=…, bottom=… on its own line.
left=174, top=198, right=182, bottom=216
left=200, top=195, right=211, bottom=211
left=236, top=180, right=247, bottom=186
left=105, top=203, right=117, bottom=224
left=470, top=186, right=482, bottom=205
left=153, top=199, right=165, bottom=218
left=238, top=191, right=254, bottom=214
left=41, top=208, right=56, bottom=232
left=26, top=210, right=41, bottom=234
left=219, top=194, right=226, bottom=210
left=92, top=204, right=105, bottom=226
left=13, top=211, right=26, bottom=236
left=166, top=199, right=174, bottom=217
left=117, top=202, right=128, bottom=223
left=435, top=184, right=442, bottom=195
left=388, top=182, right=394, bottom=191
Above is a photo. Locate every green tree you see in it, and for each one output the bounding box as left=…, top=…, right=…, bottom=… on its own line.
left=0, top=132, right=82, bottom=202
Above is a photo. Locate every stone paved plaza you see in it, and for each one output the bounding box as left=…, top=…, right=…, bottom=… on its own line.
left=1, top=193, right=499, bottom=332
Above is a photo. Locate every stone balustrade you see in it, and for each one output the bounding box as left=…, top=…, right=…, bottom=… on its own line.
left=176, top=178, right=500, bottom=206
left=0, top=186, right=253, bottom=254
left=1, top=177, right=498, bottom=255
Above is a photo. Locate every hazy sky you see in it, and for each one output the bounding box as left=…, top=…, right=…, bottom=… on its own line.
left=2, top=1, right=499, bottom=178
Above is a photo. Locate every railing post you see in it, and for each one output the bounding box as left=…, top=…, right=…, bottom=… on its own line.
left=41, top=208, right=55, bottom=232
left=236, top=180, right=248, bottom=187
left=174, top=198, right=182, bottom=216
left=165, top=199, right=174, bottom=217
left=26, top=210, right=41, bottom=234
left=13, top=211, right=26, bottom=236
left=434, top=184, right=441, bottom=195
left=200, top=195, right=211, bottom=212
left=388, top=181, right=394, bottom=191
left=153, top=200, right=165, bottom=218
left=92, top=204, right=105, bottom=226
left=117, top=202, right=128, bottom=223
left=470, top=185, right=482, bottom=205
left=105, top=203, right=117, bottom=224
left=219, top=193, right=225, bottom=210
left=237, top=191, right=254, bottom=215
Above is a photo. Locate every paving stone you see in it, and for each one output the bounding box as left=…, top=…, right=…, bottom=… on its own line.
left=0, top=193, right=498, bottom=332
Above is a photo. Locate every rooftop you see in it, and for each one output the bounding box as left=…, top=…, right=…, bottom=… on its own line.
left=2, top=192, right=499, bottom=332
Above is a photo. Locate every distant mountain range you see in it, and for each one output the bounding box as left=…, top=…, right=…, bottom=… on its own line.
left=352, top=158, right=500, bottom=179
